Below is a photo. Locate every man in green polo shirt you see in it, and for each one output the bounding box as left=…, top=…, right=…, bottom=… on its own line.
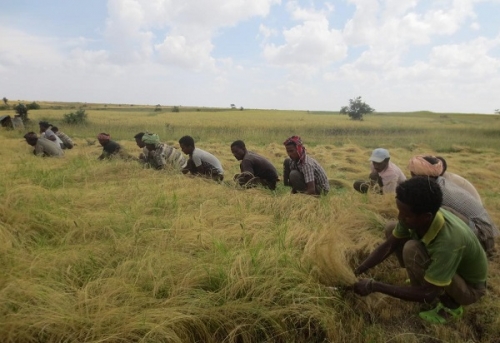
left=352, top=177, right=488, bottom=324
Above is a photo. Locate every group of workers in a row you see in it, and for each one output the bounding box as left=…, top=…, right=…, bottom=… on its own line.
left=21, top=123, right=497, bottom=325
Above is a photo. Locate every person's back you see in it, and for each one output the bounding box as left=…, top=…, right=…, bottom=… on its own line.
left=192, top=148, right=224, bottom=175
left=36, top=137, right=64, bottom=157
left=442, top=172, right=482, bottom=204
left=52, top=127, right=74, bottom=149
left=242, top=151, right=278, bottom=182
left=437, top=176, right=497, bottom=256
left=149, top=143, right=187, bottom=170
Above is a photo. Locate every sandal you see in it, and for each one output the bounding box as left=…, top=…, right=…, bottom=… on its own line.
left=419, top=302, right=463, bottom=324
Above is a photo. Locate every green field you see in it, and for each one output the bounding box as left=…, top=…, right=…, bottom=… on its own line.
left=1, top=103, right=499, bottom=342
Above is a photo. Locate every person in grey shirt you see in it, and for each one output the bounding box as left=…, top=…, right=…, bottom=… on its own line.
left=24, top=132, right=64, bottom=157
left=179, top=135, right=224, bottom=181
left=408, top=155, right=498, bottom=258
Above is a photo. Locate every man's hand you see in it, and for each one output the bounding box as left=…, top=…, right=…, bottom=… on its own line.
left=352, top=279, right=374, bottom=296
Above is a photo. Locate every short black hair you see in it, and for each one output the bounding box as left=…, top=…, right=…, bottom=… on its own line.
left=39, top=121, right=50, bottom=128
left=231, top=140, right=246, bottom=149
left=134, top=132, right=145, bottom=139
left=436, top=156, right=447, bottom=175
left=396, top=177, right=442, bottom=215
left=51, top=126, right=59, bottom=133
left=23, top=132, right=38, bottom=140
left=179, top=135, right=195, bottom=147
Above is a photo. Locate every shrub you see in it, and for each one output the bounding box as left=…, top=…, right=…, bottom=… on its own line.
left=154, top=104, right=162, bottom=112
left=14, top=103, right=29, bottom=123
left=26, top=101, right=41, bottom=110
left=63, top=109, right=88, bottom=124
left=172, top=106, right=180, bottom=113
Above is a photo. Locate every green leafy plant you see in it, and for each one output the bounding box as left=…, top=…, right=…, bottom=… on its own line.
left=63, top=109, right=88, bottom=124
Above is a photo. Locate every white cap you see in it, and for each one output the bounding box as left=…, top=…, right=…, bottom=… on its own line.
left=369, top=148, right=390, bottom=163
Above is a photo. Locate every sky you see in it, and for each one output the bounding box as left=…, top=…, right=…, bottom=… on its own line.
left=1, top=0, right=499, bottom=113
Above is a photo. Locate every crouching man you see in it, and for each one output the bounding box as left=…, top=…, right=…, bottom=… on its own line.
left=353, top=177, right=487, bottom=324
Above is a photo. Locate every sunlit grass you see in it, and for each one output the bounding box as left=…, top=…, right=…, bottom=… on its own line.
left=0, top=103, right=499, bottom=342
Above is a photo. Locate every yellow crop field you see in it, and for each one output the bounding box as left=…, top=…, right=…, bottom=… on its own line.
left=1, top=103, right=499, bottom=342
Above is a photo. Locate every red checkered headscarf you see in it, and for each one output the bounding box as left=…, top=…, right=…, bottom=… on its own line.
left=97, top=133, right=111, bottom=141
left=283, top=135, right=306, bottom=164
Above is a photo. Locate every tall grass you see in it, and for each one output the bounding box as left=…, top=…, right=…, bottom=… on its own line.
left=0, top=103, right=499, bottom=342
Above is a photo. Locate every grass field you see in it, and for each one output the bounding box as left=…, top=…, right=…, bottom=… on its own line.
left=1, top=103, right=500, bottom=342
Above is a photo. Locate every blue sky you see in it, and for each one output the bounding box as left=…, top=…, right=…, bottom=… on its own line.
left=1, top=0, right=499, bottom=113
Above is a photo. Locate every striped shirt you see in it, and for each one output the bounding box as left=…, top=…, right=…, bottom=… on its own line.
left=290, top=155, right=330, bottom=192
left=148, top=143, right=187, bottom=171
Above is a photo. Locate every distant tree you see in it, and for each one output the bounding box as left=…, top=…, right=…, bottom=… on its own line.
left=340, top=96, right=375, bottom=121
left=155, top=104, right=162, bottom=112
left=172, top=106, right=180, bottom=113
left=14, top=103, right=29, bottom=123
left=495, top=109, right=500, bottom=115
left=240, top=106, right=244, bottom=111
left=2, top=97, right=7, bottom=105
left=230, top=104, right=236, bottom=109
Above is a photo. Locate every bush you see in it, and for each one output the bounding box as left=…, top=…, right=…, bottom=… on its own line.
left=154, top=104, right=162, bottom=112
left=14, top=103, right=29, bottom=123
left=172, top=106, right=180, bottom=113
left=63, top=109, right=88, bottom=124
left=26, top=101, right=41, bottom=110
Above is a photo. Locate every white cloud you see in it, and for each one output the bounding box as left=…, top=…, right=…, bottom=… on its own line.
left=155, top=35, right=215, bottom=71
left=0, top=27, right=63, bottom=69
left=262, top=3, right=347, bottom=72
left=103, top=0, right=281, bottom=69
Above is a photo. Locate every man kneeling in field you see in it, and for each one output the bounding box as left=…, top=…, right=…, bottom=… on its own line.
left=142, top=133, right=186, bottom=171
left=178, top=135, right=224, bottom=181
left=353, top=177, right=487, bottom=324
left=231, top=140, right=279, bottom=190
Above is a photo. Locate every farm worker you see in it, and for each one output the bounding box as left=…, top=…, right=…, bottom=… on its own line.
left=230, top=140, right=279, bottom=190
left=23, top=131, right=64, bottom=157
left=142, top=133, right=187, bottom=171
left=97, top=133, right=122, bottom=160
left=39, top=121, right=65, bottom=150
left=353, top=148, right=406, bottom=194
left=178, top=135, right=224, bottom=181
left=408, top=155, right=497, bottom=258
left=436, top=156, right=482, bottom=205
left=353, top=177, right=488, bottom=324
left=282, top=136, right=329, bottom=195
left=51, top=126, right=74, bottom=149
left=134, top=132, right=149, bottom=163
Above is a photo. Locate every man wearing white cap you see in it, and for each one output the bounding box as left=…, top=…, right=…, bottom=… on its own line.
left=353, top=148, right=406, bottom=194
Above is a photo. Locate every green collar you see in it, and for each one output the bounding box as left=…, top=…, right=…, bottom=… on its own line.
left=421, top=210, right=445, bottom=245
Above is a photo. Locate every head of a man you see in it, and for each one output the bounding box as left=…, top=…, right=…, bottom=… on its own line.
left=39, top=121, right=50, bottom=133
left=51, top=126, right=59, bottom=133
left=142, top=133, right=160, bottom=151
left=283, top=136, right=305, bottom=163
left=179, top=135, right=195, bottom=155
left=23, top=132, right=38, bottom=146
left=408, top=155, right=443, bottom=178
left=436, top=156, right=447, bottom=176
left=97, top=133, right=111, bottom=146
left=134, top=132, right=145, bottom=148
left=395, top=177, right=443, bottom=238
left=369, top=148, right=390, bottom=173
left=230, top=140, right=247, bottom=161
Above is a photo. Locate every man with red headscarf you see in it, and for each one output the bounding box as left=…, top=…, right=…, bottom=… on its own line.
left=283, top=136, right=329, bottom=195
left=97, top=133, right=122, bottom=160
